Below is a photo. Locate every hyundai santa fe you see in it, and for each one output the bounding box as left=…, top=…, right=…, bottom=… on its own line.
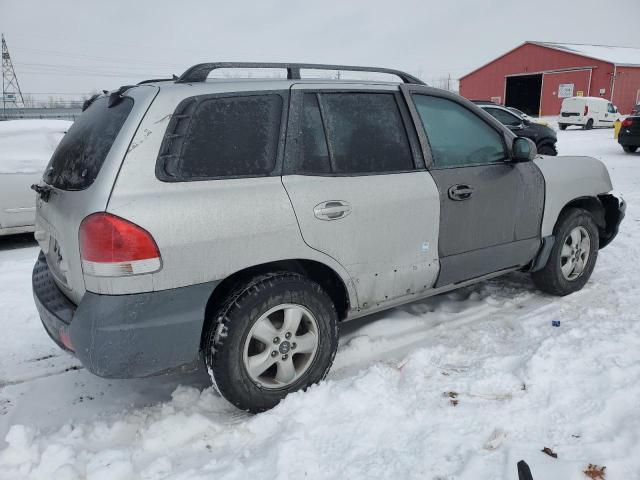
left=31, top=62, right=625, bottom=412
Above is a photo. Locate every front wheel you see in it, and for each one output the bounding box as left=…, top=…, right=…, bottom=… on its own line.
left=204, top=272, right=339, bottom=412
left=537, top=144, right=557, bottom=156
left=559, top=123, right=568, bottom=131
left=584, top=118, right=594, bottom=130
left=532, top=209, right=599, bottom=296
left=623, top=146, right=638, bottom=153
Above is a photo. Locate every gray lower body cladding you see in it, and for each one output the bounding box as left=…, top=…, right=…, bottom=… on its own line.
left=32, top=252, right=217, bottom=378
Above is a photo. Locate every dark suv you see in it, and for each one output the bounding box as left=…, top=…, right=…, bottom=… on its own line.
left=474, top=103, right=558, bottom=156
left=619, top=115, right=640, bottom=153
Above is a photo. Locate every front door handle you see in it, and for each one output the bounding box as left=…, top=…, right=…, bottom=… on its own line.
left=448, top=184, right=475, bottom=201
left=314, top=201, right=352, bottom=220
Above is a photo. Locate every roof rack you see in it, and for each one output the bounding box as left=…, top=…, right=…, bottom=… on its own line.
left=175, top=62, right=425, bottom=85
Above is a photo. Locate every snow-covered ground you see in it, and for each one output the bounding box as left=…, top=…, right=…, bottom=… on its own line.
left=0, top=120, right=71, bottom=174
left=0, top=124, right=639, bottom=479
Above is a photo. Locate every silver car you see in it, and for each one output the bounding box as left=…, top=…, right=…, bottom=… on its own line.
left=31, top=63, right=625, bottom=412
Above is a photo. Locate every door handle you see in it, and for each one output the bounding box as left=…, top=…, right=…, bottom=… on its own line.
left=314, top=201, right=352, bottom=220
left=448, top=184, right=475, bottom=201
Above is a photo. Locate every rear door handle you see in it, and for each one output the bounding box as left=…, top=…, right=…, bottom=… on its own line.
left=314, top=201, right=352, bottom=220
left=448, top=184, right=475, bottom=201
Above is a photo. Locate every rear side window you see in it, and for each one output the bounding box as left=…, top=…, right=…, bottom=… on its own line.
left=412, top=95, right=507, bottom=168
left=44, top=96, right=133, bottom=190
left=299, top=93, right=331, bottom=174
left=319, top=93, right=414, bottom=174
left=163, top=95, right=282, bottom=180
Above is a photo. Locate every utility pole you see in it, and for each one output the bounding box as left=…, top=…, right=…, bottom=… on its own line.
left=2, top=33, right=25, bottom=117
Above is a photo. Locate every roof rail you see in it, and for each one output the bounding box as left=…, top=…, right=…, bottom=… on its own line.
left=175, top=62, right=425, bottom=85
left=138, top=75, right=178, bottom=85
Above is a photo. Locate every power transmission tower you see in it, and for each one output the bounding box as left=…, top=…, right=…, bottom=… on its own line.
left=2, top=33, right=25, bottom=115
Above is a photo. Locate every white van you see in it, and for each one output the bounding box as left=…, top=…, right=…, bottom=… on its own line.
left=559, top=96, right=621, bottom=130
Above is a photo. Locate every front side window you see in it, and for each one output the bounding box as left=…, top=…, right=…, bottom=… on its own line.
left=319, top=93, right=414, bottom=174
left=607, top=103, right=616, bottom=113
left=484, top=107, right=522, bottom=127
left=166, top=94, right=282, bottom=179
left=412, top=95, right=507, bottom=168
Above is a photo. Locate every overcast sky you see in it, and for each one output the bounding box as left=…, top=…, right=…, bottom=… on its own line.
left=2, top=0, right=639, bottom=99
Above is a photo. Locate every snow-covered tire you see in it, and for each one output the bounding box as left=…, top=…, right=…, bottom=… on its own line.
left=584, top=119, right=594, bottom=130
left=559, top=123, right=568, bottom=131
left=204, top=272, right=338, bottom=412
left=532, top=209, right=599, bottom=296
left=623, top=146, right=638, bottom=153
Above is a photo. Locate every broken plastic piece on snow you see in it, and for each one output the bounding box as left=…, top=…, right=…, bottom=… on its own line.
left=552, top=320, right=561, bottom=327
left=517, top=460, right=533, bottom=480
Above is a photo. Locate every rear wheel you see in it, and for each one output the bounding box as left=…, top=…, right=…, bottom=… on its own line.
left=532, top=209, right=599, bottom=296
left=584, top=118, right=594, bottom=130
left=558, top=123, right=568, bottom=131
left=204, top=272, right=339, bottom=412
left=623, top=146, right=638, bottom=153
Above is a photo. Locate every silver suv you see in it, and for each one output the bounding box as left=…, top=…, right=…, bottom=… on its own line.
left=31, top=63, right=625, bottom=412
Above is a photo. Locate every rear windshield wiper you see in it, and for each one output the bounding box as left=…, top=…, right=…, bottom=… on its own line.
left=31, top=183, right=54, bottom=202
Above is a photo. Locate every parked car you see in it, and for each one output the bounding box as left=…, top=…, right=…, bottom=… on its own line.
left=0, top=120, right=70, bottom=236
left=618, top=115, right=640, bottom=153
left=478, top=103, right=558, bottom=155
left=505, top=106, right=551, bottom=127
left=559, top=96, right=621, bottom=130
left=32, top=63, right=625, bottom=412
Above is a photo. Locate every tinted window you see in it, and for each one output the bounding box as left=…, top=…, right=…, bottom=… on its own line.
left=44, top=96, right=133, bottom=190
left=320, top=93, right=414, bottom=174
left=170, top=95, right=282, bottom=179
left=607, top=103, right=616, bottom=113
left=413, top=95, right=507, bottom=168
left=484, top=107, right=522, bottom=127
left=299, top=93, right=331, bottom=173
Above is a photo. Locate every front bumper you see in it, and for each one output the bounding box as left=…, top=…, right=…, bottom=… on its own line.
left=33, top=252, right=219, bottom=378
left=599, top=194, right=626, bottom=249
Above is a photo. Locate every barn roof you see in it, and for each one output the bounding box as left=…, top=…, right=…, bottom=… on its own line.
left=460, top=41, right=640, bottom=80
left=530, top=41, right=640, bottom=67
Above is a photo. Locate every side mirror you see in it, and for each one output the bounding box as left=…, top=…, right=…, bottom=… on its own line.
left=522, top=118, right=531, bottom=126
left=512, top=137, right=537, bottom=161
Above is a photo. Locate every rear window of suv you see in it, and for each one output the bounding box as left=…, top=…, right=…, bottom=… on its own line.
left=43, top=96, right=133, bottom=190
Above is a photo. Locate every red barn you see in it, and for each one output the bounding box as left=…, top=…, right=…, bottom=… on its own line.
left=459, top=41, right=640, bottom=115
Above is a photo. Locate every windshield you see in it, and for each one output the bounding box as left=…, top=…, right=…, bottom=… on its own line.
left=43, top=96, right=133, bottom=191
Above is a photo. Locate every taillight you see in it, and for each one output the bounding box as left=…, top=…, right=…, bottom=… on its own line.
left=622, top=118, right=634, bottom=127
left=583, top=105, right=589, bottom=116
left=79, top=212, right=161, bottom=277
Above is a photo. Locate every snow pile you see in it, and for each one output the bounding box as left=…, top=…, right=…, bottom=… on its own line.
left=0, top=125, right=639, bottom=479
left=0, top=120, right=71, bottom=174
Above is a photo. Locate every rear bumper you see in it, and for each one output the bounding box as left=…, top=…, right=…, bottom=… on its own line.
left=33, top=252, right=218, bottom=378
left=618, top=132, right=640, bottom=147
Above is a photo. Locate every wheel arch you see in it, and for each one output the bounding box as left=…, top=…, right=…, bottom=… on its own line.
left=200, top=258, right=351, bottom=349
left=555, top=194, right=622, bottom=249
